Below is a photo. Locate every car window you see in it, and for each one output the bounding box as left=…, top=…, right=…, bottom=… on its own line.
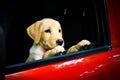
left=5, top=0, right=111, bottom=74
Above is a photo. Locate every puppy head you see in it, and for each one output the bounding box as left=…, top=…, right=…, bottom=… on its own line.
left=27, top=18, right=64, bottom=50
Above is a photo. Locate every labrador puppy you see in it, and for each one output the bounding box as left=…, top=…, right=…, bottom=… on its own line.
left=26, top=18, right=91, bottom=62
left=26, top=18, right=65, bottom=62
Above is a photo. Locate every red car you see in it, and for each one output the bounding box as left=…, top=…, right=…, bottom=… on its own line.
left=0, top=0, right=120, bottom=80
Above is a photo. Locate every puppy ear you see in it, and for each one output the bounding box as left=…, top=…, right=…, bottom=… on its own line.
left=26, top=21, right=43, bottom=44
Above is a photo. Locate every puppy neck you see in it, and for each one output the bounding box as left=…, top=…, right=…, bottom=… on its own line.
left=33, top=43, right=46, bottom=52
left=34, top=42, right=55, bottom=52
left=38, top=42, right=52, bottom=51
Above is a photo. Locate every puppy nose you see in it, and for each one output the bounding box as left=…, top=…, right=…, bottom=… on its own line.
left=56, top=39, right=63, bottom=46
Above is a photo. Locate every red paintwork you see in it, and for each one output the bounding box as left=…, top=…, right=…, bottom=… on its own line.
left=5, top=48, right=120, bottom=80
left=5, top=0, right=120, bottom=80
left=106, top=0, right=120, bottom=48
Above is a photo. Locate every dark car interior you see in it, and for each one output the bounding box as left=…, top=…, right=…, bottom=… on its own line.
left=0, top=0, right=111, bottom=74
left=0, top=26, right=5, bottom=80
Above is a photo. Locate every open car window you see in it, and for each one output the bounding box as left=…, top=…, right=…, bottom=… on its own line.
left=5, top=0, right=111, bottom=74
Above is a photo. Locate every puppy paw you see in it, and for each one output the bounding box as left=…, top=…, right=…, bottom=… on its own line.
left=77, top=40, right=91, bottom=46
left=67, top=40, right=91, bottom=54
left=43, top=46, right=65, bottom=58
left=54, top=46, right=65, bottom=53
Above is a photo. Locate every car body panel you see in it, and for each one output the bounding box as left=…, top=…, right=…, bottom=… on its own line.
left=5, top=48, right=120, bottom=80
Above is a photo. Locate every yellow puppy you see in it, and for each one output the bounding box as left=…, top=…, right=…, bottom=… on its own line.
left=26, top=18, right=91, bottom=62
left=26, top=18, right=65, bottom=62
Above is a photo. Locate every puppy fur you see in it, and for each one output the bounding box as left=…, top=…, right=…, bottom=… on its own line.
left=26, top=18, right=91, bottom=62
left=26, top=18, right=65, bottom=62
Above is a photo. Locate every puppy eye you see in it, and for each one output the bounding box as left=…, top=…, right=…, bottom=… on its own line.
left=59, top=29, right=61, bottom=33
left=45, top=29, right=51, bottom=33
